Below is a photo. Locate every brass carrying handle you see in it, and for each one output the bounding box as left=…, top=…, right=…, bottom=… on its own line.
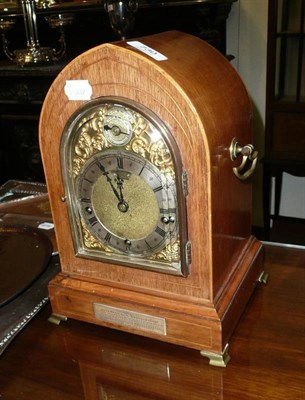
left=229, top=137, right=258, bottom=180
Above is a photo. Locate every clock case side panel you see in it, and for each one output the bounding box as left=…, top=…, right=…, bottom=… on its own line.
left=116, top=31, right=263, bottom=304
left=107, top=32, right=264, bottom=353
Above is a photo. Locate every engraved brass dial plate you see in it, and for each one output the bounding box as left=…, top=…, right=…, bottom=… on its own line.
left=61, top=97, right=188, bottom=276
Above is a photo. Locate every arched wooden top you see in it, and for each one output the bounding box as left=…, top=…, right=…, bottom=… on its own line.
left=41, top=31, right=252, bottom=163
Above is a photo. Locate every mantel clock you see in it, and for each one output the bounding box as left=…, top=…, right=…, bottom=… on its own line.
left=39, top=31, right=264, bottom=367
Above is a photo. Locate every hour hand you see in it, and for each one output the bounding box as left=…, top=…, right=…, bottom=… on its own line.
left=116, top=176, right=129, bottom=213
left=116, top=176, right=124, bottom=201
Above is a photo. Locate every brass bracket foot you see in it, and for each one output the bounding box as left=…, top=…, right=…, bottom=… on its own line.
left=200, top=343, right=230, bottom=367
left=48, top=313, right=68, bottom=325
left=258, top=271, right=269, bottom=284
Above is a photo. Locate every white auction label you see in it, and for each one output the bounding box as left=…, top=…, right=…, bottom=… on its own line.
left=38, top=222, right=54, bottom=230
left=64, top=80, right=92, bottom=101
left=38, top=222, right=54, bottom=231
left=127, top=41, right=168, bottom=61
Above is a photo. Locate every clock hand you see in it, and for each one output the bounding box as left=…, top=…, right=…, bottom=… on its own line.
left=96, top=158, right=129, bottom=213
left=116, top=176, right=129, bottom=213
left=116, top=177, right=125, bottom=201
left=104, top=124, right=129, bottom=136
left=96, top=159, right=121, bottom=202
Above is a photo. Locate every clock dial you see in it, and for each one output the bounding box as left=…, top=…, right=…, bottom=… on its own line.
left=62, top=96, right=188, bottom=275
left=77, top=150, right=178, bottom=256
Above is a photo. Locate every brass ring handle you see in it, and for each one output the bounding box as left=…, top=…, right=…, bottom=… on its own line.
left=229, top=137, right=258, bottom=180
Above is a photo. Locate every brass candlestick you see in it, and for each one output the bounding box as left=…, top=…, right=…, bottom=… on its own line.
left=0, top=0, right=73, bottom=66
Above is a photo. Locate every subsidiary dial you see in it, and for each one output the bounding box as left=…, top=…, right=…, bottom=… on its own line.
left=103, top=104, right=134, bottom=146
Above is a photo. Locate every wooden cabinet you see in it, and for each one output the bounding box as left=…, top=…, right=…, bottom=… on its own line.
left=0, top=66, right=62, bottom=184
left=263, top=0, right=305, bottom=241
left=0, top=0, right=236, bottom=185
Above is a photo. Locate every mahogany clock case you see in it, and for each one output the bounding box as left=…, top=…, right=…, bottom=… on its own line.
left=39, top=31, right=263, bottom=362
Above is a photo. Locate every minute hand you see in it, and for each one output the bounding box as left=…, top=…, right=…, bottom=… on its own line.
left=96, top=160, right=121, bottom=202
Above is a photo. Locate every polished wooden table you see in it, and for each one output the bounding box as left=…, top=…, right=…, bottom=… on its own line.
left=0, top=244, right=304, bottom=399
